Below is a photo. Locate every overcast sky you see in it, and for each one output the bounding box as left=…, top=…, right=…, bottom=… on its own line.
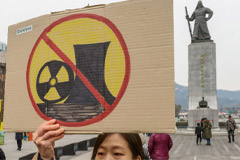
left=0, top=0, right=239, bottom=91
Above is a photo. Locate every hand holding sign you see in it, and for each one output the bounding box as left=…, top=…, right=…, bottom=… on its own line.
left=33, top=119, right=64, bottom=159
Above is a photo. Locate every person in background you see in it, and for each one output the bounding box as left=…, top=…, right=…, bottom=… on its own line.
left=15, top=132, right=23, bottom=151
left=24, top=132, right=28, bottom=141
left=200, top=118, right=207, bottom=139
left=139, top=133, right=150, bottom=160
left=195, top=123, right=202, bottom=145
left=148, top=133, right=173, bottom=160
left=203, top=119, right=212, bottom=145
left=226, top=115, right=237, bottom=143
left=147, top=133, right=152, bottom=137
left=200, top=118, right=206, bottom=128
left=0, top=148, right=5, bottom=160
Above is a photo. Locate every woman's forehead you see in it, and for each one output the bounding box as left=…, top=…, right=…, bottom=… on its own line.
left=100, top=134, right=129, bottom=148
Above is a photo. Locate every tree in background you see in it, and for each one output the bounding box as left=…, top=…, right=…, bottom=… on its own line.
left=175, top=104, right=182, bottom=117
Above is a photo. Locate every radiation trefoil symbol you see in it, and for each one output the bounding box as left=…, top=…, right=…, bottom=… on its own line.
left=26, top=14, right=130, bottom=127
left=36, top=60, right=74, bottom=104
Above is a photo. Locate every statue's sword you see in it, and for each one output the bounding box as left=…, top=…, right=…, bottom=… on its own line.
left=185, top=6, right=193, bottom=41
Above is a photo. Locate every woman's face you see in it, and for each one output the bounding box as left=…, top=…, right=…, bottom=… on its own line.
left=95, top=133, right=140, bottom=160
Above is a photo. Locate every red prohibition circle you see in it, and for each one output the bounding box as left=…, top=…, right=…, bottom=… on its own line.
left=26, top=13, right=130, bottom=127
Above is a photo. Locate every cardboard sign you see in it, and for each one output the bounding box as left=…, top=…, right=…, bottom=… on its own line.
left=4, top=0, right=175, bottom=133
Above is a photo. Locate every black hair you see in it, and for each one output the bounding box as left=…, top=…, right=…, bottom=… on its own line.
left=91, top=133, right=144, bottom=160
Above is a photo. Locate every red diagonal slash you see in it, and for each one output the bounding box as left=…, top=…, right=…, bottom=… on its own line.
left=42, top=34, right=111, bottom=109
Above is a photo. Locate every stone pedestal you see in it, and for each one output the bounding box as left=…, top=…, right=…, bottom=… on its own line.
left=188, top=42, right=219, bottom=128
left=188, top=108, right=219, bottom=128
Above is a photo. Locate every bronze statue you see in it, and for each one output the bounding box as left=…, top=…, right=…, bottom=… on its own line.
left=186, top=1, right=213, bottom=42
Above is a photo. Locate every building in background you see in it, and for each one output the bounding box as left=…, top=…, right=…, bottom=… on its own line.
left=0, top=41, right=6, bottom=133
left=0, top=41, right=7, bottom=52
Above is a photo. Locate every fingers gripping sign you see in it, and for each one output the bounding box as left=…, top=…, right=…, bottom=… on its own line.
left=33, top=119, right=64, bottom=159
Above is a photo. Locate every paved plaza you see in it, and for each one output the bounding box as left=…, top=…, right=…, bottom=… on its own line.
left=170, top=134, right=240, bottom=160
left=73, top=134, right=240, bottom=160
left=1, top=133, right=240, bottom=160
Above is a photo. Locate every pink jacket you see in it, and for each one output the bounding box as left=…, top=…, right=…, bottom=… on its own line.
left=148, top=133, right=173, bottom=160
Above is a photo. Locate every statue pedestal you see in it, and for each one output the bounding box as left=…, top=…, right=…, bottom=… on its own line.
left=188, top=108, right=219, bottom=128
left=188, top=42, right=219, bottom=128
